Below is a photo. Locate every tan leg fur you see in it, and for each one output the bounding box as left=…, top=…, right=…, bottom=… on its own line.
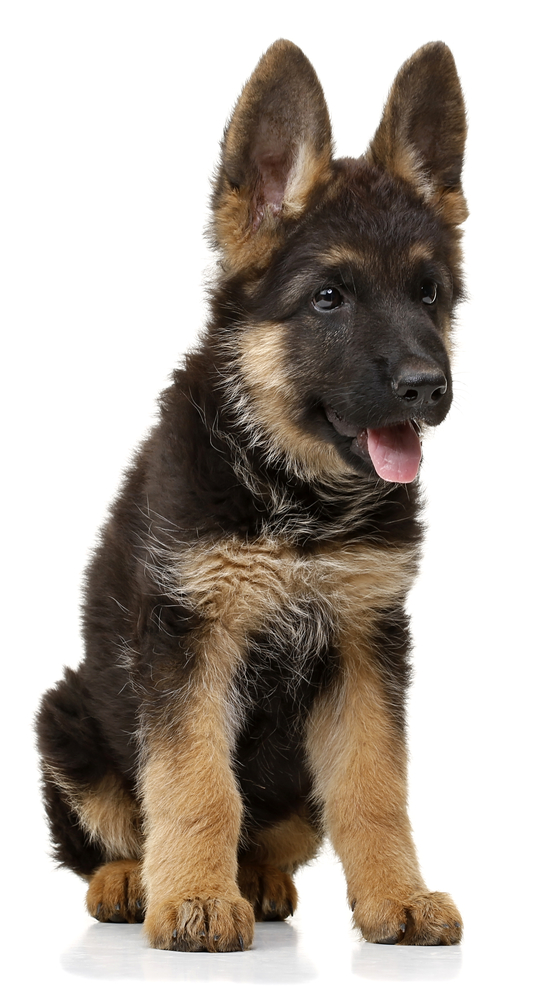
left=237, top=863, right=297, bottom=921
left=41, top=766, right=143, bottom=865
left=238, top=810, right=321, bottom=920
left=87, top=858, right=144, bottom=923
left=307, top=631, right=462, bottom=946
left=141, top=627, right=254, bottom=952
left=139, top=537, right=303, bottom=952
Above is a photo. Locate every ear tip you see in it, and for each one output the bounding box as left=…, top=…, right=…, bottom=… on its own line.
left=258, top=38, right=318, bottom=77
left=411, top=39, right=451, bottom=55
left=248, top=38, right=331, bottom=140
left=415, top=39, right=452, bottom=53
left=264, top=38, right=303, bottom=54
left=408, top=40, right=459, bottom=73
left=258, top=38, right=308, bottom=65
left=398, top=40, right=464, bottom=105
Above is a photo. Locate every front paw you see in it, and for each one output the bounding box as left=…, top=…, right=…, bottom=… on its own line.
left=144, top=895, right=255, bottom=952
left=352, top=891, right=462, bottom=946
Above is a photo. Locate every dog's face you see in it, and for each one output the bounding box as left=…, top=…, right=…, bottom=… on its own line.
left=211, top=41, right=467, bottom=485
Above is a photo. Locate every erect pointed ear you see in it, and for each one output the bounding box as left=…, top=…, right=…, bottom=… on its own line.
left=368, top=42, right=468, bottom=225
left=211, top=39, right=333, bottom=271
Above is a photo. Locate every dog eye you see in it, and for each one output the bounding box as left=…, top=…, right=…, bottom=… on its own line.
left=420, top=281, right=438, bottom=305
left=312, top=287, right=343, bottom=311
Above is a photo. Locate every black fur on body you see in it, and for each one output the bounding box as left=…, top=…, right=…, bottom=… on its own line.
left=37, top=40, right=467, bottom=950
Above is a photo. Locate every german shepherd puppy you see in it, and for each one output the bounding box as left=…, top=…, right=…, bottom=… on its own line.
left=37, top=39, right=467, bottom=951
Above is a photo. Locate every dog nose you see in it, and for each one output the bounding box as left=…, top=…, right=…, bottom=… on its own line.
left=392, top=361, right=448, bottom=406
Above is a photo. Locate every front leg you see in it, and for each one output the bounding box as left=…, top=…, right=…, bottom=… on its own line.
left=140, top=627, right=254, bottom=952
left=306, top=630, right=462, bottom=946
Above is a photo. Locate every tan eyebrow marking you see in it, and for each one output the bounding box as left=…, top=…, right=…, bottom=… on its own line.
left=407, top=241, right=436, bottom=265
left=316, top=246, right=370, bottom=270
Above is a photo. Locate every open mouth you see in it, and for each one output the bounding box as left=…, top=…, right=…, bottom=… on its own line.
left=324, top=406, right=422, bottom=484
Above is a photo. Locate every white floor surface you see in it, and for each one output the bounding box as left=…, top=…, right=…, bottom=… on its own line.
left=9, top=827, right=550, bottom=999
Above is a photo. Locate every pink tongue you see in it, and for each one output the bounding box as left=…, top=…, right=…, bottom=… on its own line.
left=360, top=423, right=422, bottom=483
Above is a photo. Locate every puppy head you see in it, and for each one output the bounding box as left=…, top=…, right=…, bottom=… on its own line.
left=212, top=41, right=467, bottom=484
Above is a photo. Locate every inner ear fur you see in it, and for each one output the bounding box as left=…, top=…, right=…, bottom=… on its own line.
left=368, top=42, right=468, bottom=225
left=211, top=39, right=333, bottom=271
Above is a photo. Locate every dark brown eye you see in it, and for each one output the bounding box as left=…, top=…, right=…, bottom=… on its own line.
left=313, top=287, right=343, bottom=311
left=421, top=281, right=438, bottom=305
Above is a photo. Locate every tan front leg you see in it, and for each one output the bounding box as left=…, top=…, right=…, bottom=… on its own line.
left=307, top=635, right=462, bottom=945
left=141, top=629, right=254, bottom=952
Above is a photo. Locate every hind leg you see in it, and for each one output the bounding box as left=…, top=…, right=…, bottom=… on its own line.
left=238, top=810, right=322, bottom=920
left=237, top=862, right=296, bottom=920
left=87, top=859, right=145, bottom=923
left=40, top=764, right=106, bottom=877
left=37, top=671, right=143, bottom=888
left=42, top=767, right=146, bottom=924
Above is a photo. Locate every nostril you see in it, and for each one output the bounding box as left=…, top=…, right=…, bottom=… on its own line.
left=430, top=384, right=447, bottom=402
left=400, top=387, right=420, bottom=402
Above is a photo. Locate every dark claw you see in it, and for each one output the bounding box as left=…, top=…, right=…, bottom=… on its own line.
left=115, top=903, right=120, bottom=911
left=238, top=934, right=245, bottom=951
left=136, top=899, right=143, bottom=909
left=96, top=903, right=102, bottom=918
left=351, top=899, right=357, bottom=912
left=286, top=898, right=294, bottom=917
left=399, top=923, right=406, bottom=933
left=213, top=934, right=220, bottom=942
left=172, top=929, right=177, bottom=939
left=269, top=900, right=277, bottom=912
left=454, top=922, right=461, bottom=928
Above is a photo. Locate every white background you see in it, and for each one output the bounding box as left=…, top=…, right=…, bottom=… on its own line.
left=1, top=1, right=552, bottom=997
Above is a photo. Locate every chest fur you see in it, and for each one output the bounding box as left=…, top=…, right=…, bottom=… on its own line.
left=170, top=536, right=418, bottom=641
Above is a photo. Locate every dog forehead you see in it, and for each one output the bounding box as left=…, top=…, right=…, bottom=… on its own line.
left=246, top=157, right=453, bottom=313
left=289, top=159, right=446, bottom=275
left=331, top=159, right=439, bottom=236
